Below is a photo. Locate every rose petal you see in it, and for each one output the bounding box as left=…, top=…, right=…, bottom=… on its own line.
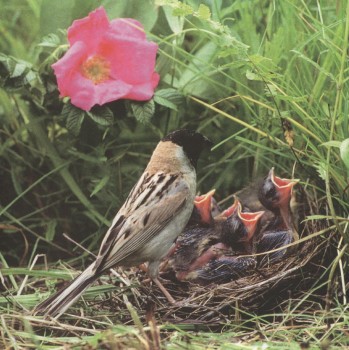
left=68, top=74, right=132, bottom=111
left=125, top=74, right=160, bottom=101
left=92, top=79, right=132, bottom=106
left=68, top=7, right=109, bottom=52
left=99, top=35, right=158, bottom=85
left=52, top=42, right=88, bottom=96
left=67, top=75, right=97, bottom=111
left=109, top=18, right=146, bottom=40
left=151, top=72, right=160, bottom=88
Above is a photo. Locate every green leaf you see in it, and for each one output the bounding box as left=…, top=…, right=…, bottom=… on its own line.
left=90, top=174, right=110, bottom=197
left=154, top=88, right=184, bottom=111
left=154, top=95, right=177, bottom=111
left=246, top=70, right=261, bottom=81
left=130, top=99, right=155, bottom=124
left=87, top=106, right=114, bottom=126
left=172, top=3, right=193, bottom=16
left=0, top=54, right=45, bottom=103
left=321, top=141, right=341, bottom=148
left=0, top=54, right=32, bottom=87
left=162, top=5, right=184, bottom=34
left=37, top=33, right=61, bottom=48
left=197, top=4, right=211, bottom=20
left=62, top=103, right=85, bottom=136
left=340, top=138, right=349, bottom=171
left=315, top=161, right=327, bottom=181
left=45, top=220, right=57, bottom=242
left=11, top=62, right=28, bottom=78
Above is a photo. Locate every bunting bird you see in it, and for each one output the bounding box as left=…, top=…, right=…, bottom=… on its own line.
left=33, top=129, right=212, bottom=318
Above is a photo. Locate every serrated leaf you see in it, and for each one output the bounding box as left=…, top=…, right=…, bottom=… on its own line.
left=87, top=106, right=114, bottom=126
left=90, top=174, right=110, bottom=197
left=38, top=33, right=61, bottom=48
left=155, top=88, right=184, bottom=104
left=315, top=161, right=327, bottom=181
left=131, top=99, right=155, bottom=124
left=172, top=3, right=193, bottom=16
left=197, top=4, right=211, bottom=20
left=63, top=103, right=85, bottom=136
left=154, top=88, right=184, bottom=111
left=0, top=53, right=45, bottom=102
left=11, top=62, right=29, bottom=78
left=24, top=70, right=37, bottom=85
left=154, top=95, right=178, bottom=110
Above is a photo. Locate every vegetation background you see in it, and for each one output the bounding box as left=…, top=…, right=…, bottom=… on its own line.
left=0, top=0, right=348, bottom=348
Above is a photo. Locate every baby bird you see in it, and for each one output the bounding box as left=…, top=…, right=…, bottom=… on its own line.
left=258, top=167, right=299, bottom=233
left=163, top=189, right=217, bottom=260
left=256, top=167, right=299, bottom=264
left=170, top=199, right=264, bottom=281
left=184, top=254, right=256, bottom=284
left=189, top=189, right=217, bottom=226
left=169, top=199, right=238, bottom=281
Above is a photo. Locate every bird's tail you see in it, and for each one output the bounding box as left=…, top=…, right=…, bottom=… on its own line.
left=33, top=263, right=97, bottom=319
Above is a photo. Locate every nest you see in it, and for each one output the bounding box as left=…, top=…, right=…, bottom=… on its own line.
left=97, top=186, right=334, bottom=326
left=22, top=185, right=334, bottom=332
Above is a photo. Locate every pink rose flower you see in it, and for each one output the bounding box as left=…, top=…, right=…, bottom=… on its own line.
left=52, top=7, right=160, bottom=111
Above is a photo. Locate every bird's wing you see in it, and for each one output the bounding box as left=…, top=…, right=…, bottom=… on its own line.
left=94, top=171, right=191, bottom=273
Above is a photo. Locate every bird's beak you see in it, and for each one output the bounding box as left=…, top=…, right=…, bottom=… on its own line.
left=238, top=209, right=265, bottom=242
left=269, top=167, right=299, bottom=206
left=221, top=196, right=240, bottom=218
left=194, top=189, right=216, bottom=225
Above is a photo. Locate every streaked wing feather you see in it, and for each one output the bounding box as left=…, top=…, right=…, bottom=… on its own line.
left=94, top=172, right=190, bottom=273
left=100, top=192, right=187, bottom=271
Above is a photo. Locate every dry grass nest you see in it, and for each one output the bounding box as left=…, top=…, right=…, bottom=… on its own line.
left=22, top=186, right=335, bottom=331
left=94, top=186, right=335, bottom=326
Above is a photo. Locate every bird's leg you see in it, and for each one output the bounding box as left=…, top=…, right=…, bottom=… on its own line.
left=146, top=261, right=176, bottom=304
left=152, top=277, right=175, bottom=304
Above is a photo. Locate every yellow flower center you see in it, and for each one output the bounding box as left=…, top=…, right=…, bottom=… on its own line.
left=81, top=55, right=111, bottom=84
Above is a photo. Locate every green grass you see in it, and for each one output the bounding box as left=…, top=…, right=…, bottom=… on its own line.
left=1, top=0, right=349, bottom=348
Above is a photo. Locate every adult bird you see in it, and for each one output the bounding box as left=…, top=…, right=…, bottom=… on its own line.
left=33, top=129, right=212, bottom=319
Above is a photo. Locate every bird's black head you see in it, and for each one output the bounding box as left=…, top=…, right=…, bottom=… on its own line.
left=258, top=168, right=298, bottom=212
left=221, top=212, right=246, bottom=246
left=162, top=129, right=212, bottom=168
left=258, top=169, right=279, bottom=212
